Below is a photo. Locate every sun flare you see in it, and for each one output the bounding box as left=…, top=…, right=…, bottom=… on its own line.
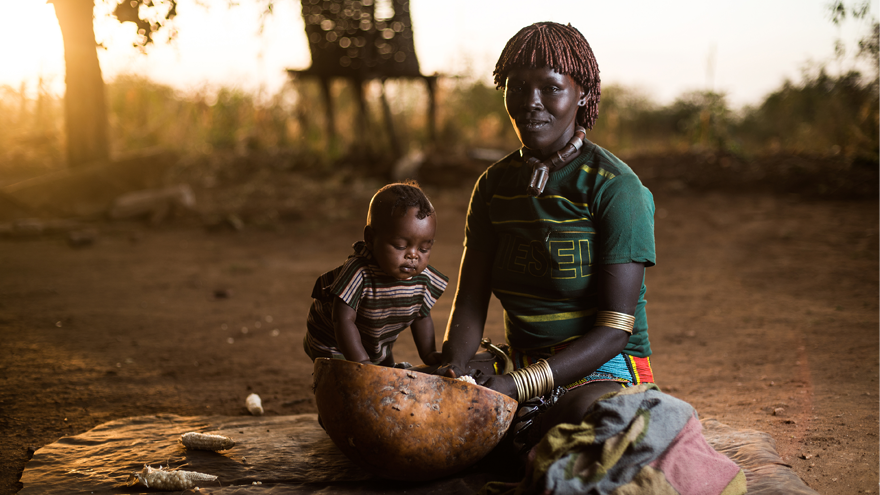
left=0, top=2, right=67, bottom=89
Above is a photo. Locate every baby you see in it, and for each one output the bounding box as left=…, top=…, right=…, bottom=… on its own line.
left=303, top=181, right=448, bottom=367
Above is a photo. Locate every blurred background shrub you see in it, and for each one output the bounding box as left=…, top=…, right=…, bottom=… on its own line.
left=1, top=53, right=876, bottom=181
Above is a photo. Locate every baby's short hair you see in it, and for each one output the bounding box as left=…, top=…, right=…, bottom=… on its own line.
left=368, top=180, right=434, bottom=227
left=493, top=22, right=601, bottom=129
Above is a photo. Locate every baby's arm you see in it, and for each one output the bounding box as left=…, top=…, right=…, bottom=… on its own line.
left=332, top=297, right=371, bottom=364
left=411, top=316, right=441, bottom=366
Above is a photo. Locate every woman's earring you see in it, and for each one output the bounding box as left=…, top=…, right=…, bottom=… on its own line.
left=578, top=90, right=589, bottom=106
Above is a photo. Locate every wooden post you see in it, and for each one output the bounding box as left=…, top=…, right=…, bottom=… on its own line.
left=354, top=78, right=369, bottom=147
left=379, top=79, right=403, bottom=159
left=318, top=76, right=335, bottom=141
left=424, top=75, right=438, bottom=146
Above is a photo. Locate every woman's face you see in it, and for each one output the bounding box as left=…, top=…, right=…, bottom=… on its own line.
left=504, top=66, right=585, bottom=157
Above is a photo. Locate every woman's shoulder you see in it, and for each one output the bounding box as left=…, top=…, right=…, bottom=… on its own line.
left=578, top=140, right=639, bottom=180
left=472, top=149, right=528, bottom=192
left=560, top=142, right=652, bottom=205
left=483, top=149, right=526, bottom=174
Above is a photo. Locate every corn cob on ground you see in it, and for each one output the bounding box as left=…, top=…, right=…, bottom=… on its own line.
left=128, top=465, right=218, bottom=490
left=179, top=431, right=236, bottom=451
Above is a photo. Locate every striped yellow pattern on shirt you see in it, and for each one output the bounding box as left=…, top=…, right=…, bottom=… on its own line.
left=581, top=164, right=616, bottom=179
left=494, top=288, right=573, bottom=302
left=491, top=217, right=592, bottom=225
left=490, top=194, right=590, bottom=208
left=513, top=308, right=596, bottom=323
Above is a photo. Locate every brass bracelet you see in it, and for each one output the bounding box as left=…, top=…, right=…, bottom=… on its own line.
left=594, top=311, right=635, bottom=334
left=511, top=370, right=525, bottom=402
left=527, top=365, right=539, bottom=395
left=508, top=368, right=527, bottom=403
left=537, top=359, right=554, bottom=398
left=507, top=359, right=555, bottom=403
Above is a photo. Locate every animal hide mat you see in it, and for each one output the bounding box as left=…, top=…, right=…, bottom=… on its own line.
left=18, top=413, right=819, bottom=494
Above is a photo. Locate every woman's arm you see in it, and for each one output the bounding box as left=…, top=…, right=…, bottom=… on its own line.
left=438, top=247, right=495, bottom=377
left=544, top=261, right=645, bottom=385
left=481, top=262, right=645, bottom=398
left=332, top=297, right=371, bottom=364
left=410, top=316, right=441, bottom=365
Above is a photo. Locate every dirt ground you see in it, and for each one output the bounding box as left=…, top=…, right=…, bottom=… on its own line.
left=0, top=153, right=877, bottom=494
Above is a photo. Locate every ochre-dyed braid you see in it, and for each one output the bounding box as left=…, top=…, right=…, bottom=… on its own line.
left=493, top=22, right=601, bottom=129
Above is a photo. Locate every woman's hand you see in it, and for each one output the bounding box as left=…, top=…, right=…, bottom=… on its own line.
left=477, top=373, right=517, bottom=400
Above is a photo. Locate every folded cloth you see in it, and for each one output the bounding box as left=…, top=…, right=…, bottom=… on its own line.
left=481, top=384, right=746, bottom=495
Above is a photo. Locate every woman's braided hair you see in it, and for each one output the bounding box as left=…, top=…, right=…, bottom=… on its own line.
left=493, top=22, right=601, bottom=129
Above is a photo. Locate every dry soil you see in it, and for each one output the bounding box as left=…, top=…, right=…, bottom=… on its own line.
left=0, top=156, right=877, bottom=494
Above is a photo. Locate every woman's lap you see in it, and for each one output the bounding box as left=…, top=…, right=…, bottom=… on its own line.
left=543, top=380, right=624, bottom=431
left=508, top=347, right=656, bottom=439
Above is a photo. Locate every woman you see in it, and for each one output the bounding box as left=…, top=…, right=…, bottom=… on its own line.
left=437, top=22, right=656, bottom=445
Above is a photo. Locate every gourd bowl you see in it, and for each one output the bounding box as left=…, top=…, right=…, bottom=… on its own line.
left=312, top=358, right=518, bottom=481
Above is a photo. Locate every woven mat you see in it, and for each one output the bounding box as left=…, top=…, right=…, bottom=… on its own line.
left=19, top=414, right=818, bottom=494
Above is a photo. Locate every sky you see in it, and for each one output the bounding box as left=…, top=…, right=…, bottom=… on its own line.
left=0, top=0, right=877, bottom=108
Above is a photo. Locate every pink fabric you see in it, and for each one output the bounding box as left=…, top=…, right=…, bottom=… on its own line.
left=649, top=414, right=742, bottom=495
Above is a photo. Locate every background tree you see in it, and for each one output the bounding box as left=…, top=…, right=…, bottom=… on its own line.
left=49, top=0, right=177, bottom=168
left=828, top=0, right=879, bottom=71
left=734, top=1, right=878, bottom=160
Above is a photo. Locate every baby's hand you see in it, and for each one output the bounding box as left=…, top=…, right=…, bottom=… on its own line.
left=422, top=351, right=442, bottom=366
left=434, top=362, right=469, bottom=378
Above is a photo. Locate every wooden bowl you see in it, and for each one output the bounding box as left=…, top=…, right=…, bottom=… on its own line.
left=312, top=358, right=517, bottom=481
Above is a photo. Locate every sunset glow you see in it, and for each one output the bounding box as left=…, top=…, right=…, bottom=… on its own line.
left=0, top=2, right=65, bottom=94
left=0, top=0, right=874, bottom=106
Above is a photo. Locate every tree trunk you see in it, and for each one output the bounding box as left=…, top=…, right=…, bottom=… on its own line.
left=50, top=0, right=109, bottom=167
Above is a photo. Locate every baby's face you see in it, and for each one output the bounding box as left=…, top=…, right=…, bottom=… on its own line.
left=368, top=207, right=436, bottom=280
